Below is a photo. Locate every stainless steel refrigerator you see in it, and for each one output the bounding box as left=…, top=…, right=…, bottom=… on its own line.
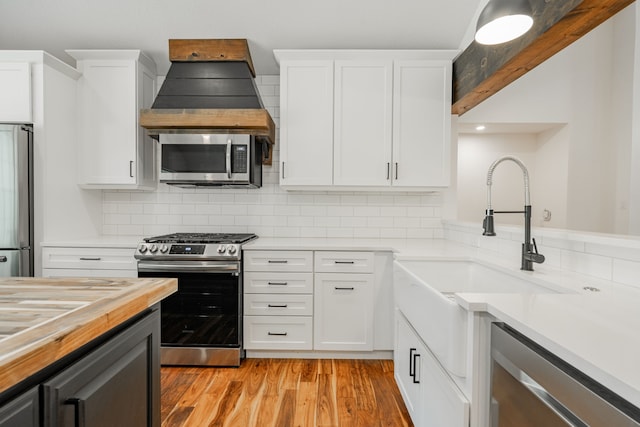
left=0, top=124, right=33, bottom=277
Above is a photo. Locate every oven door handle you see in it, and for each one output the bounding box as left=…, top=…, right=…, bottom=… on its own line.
left=138, top=262, right=239, bottom=273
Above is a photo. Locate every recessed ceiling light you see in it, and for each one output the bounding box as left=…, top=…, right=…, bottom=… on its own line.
left=475, top=125, right=486, bottom=131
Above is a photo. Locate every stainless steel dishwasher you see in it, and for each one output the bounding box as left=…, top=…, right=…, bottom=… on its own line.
left=490, top=323, right=640, bottom=427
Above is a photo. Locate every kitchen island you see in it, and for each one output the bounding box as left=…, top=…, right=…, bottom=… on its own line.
left=0, top=277, right=177, bottom=427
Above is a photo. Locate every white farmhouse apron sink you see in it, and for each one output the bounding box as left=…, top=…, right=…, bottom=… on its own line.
left=393, top=259, right=563, bottom=377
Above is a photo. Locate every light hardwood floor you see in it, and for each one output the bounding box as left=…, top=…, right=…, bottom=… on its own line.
left=161, top=358, right=413, bottom=427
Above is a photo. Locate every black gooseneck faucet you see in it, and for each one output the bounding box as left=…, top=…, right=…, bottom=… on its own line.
left=482, top=155, right=545, bottom=271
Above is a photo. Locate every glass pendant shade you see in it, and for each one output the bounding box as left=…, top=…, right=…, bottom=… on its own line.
left=475, top=0, right=534, bottom=45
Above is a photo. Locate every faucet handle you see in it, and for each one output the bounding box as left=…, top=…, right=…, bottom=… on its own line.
left=529, top=238, right=545, bottom=264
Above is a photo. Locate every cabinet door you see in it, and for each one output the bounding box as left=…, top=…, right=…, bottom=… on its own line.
left=77, top=60, right=137, bottom=186
left=334, top=60, right=393, bottom=186
left=43, top=308, right=160, bottom=427
left=280, top=60, right=334, bottom=186
left=394, top=311, right=425, bottom=424
left=392, top=60, right=451, bottom=187
left=420, top=339, right=470, bottom=427
left=0, top=62, right=31, bottom=123
left=314, top=273, right=374, bottom=351
left=0, top=387, right=39, bottom=427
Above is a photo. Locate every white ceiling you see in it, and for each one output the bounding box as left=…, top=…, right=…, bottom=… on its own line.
left=0, top=0, right=484, bottom=76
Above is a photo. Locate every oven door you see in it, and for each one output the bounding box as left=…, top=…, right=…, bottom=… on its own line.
left=159, top=133, right=251, bottom=183
left=138, top=261, right=242, bottom=350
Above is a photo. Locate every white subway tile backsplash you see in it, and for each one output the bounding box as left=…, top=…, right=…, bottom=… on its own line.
left=327, top=206, right=354, bottom=217
left=354, top=228, right=381, bottom=238
left=443, top=221, right=640, bottom=287
left=314, top=217, right=341, bottom=227
left=340, top=217, right=368, bottom=228
left=182, top=193, right=210, bottom=204
left=115, top=204, right=142, bottom=214
left=170, top=204, right=196, bottom=215
left=183, top=215, right=210, bottom=226
left=101, top=76, right=447, bottom=240
left=156, top=215, right=182, bottom=225
left=287, top=216, right=314, bottom=227
left=561, top=251, right=613, bottom=281
left=380, top=206, right=407, bottom=217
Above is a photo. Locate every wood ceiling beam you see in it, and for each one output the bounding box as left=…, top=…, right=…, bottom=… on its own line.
left=452, top=0, right=636, bottom=116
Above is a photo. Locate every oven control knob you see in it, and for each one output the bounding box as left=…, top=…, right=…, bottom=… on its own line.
left=228, top=245, right=237, bottom=255
left=217, top=244, right=227, bottom=254
left=160, top=244, right=169, bottom=253
left=138, top=244, right=148, bottom=254
left=149, top=244, right=158, bottom=253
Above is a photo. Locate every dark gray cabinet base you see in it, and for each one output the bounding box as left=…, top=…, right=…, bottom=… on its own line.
left=0, top=387, right=38, bottom=427
left=0, top=305, right=160, bottom=427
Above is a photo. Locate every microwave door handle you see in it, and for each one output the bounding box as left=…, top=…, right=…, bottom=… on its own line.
left=226, top=138, right=232, bottom=179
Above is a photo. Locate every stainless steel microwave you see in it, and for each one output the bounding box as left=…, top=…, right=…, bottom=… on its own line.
left=158, top=133, right=262, bottom=188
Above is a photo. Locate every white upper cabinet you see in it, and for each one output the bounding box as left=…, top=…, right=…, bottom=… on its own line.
left=334, top=60, right=393, bottom=186
left=279, top=60, right=334, bottom=186
left=275, top=50, right=456, bottom=191
left=393, top=60, right=452, bottom=187
left=69, top=50, right=157, bottom=190
left=0, top=62, right=32, bottom=123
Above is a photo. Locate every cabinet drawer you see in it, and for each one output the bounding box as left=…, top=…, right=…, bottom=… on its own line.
left=244, top=251, right=313, bottom=272
left=243, top=316, right=312, bottom=350
left=244, top=272, right=313, bottom=294
left=42, top=247, right=137, bottom=271
left=244, top=294, right=313, bottom=316
left=314, top=251, right=374, bottom=273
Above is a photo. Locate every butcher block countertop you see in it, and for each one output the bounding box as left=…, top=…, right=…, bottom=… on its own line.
left=0, top=277, right=177, bottom=395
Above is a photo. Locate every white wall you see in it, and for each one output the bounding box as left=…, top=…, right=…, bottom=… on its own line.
left=457, top=4, right=636, bottom=235
left=457, top=133, right=538, bottom=226
left=457, top=128, right=569, bottom=229
left=100, top=76, right=446, bottom=240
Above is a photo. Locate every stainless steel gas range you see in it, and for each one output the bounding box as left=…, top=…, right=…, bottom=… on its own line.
left=135, top=232, right=257, bottom=367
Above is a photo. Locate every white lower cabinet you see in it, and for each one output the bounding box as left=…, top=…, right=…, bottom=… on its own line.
left=313, top=273, right=373, bottom=351
left=243, top=249, right=387, bottom=354
left=42, top=246, right=137, bottom=278
left=243, top=251, right=314, bottom=351
left=243, top=316, right=313, bottom=350
left=395, top=310, right=469, bottom=427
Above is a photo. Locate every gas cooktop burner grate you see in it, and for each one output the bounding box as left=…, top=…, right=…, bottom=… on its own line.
left=143, top=233, right=257, bottom=244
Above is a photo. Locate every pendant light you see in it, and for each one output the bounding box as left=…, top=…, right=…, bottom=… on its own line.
left=475, top=0, right=534, bottom=45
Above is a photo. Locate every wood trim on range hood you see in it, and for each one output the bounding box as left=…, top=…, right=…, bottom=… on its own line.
left=452, top=0, right=635, bottom=116
left=139, top=108, right=275, bottom=139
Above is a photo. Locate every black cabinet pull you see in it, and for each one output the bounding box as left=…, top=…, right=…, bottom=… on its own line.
left=65, top=397, right=87, bottom=427
left=334, top=287, right=355, bottom=291
left=267, top=282, right=288, bottom=286
left=129, top=160, right=134, bottom=178
left=267, top=304, right=288, bottom=308
left=412, top=353, right=421, bottom=384
left=409, top=348, right=417, bottom=377
left=79, top=257, right=101, bottom=261
left=268, top=260, right=288, bottom=264
left=334, top=260, right=355, bottom=264
left=268, top=332, right=288, bottom=336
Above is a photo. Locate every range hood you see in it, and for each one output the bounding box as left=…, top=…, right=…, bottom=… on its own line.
left=140, top=39, right=275, bottom=162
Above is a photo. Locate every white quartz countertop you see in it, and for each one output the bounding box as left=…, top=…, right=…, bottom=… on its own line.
left=41, top=235, right=640, bottom=407
left=458, top=292, right=640, bottom=407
